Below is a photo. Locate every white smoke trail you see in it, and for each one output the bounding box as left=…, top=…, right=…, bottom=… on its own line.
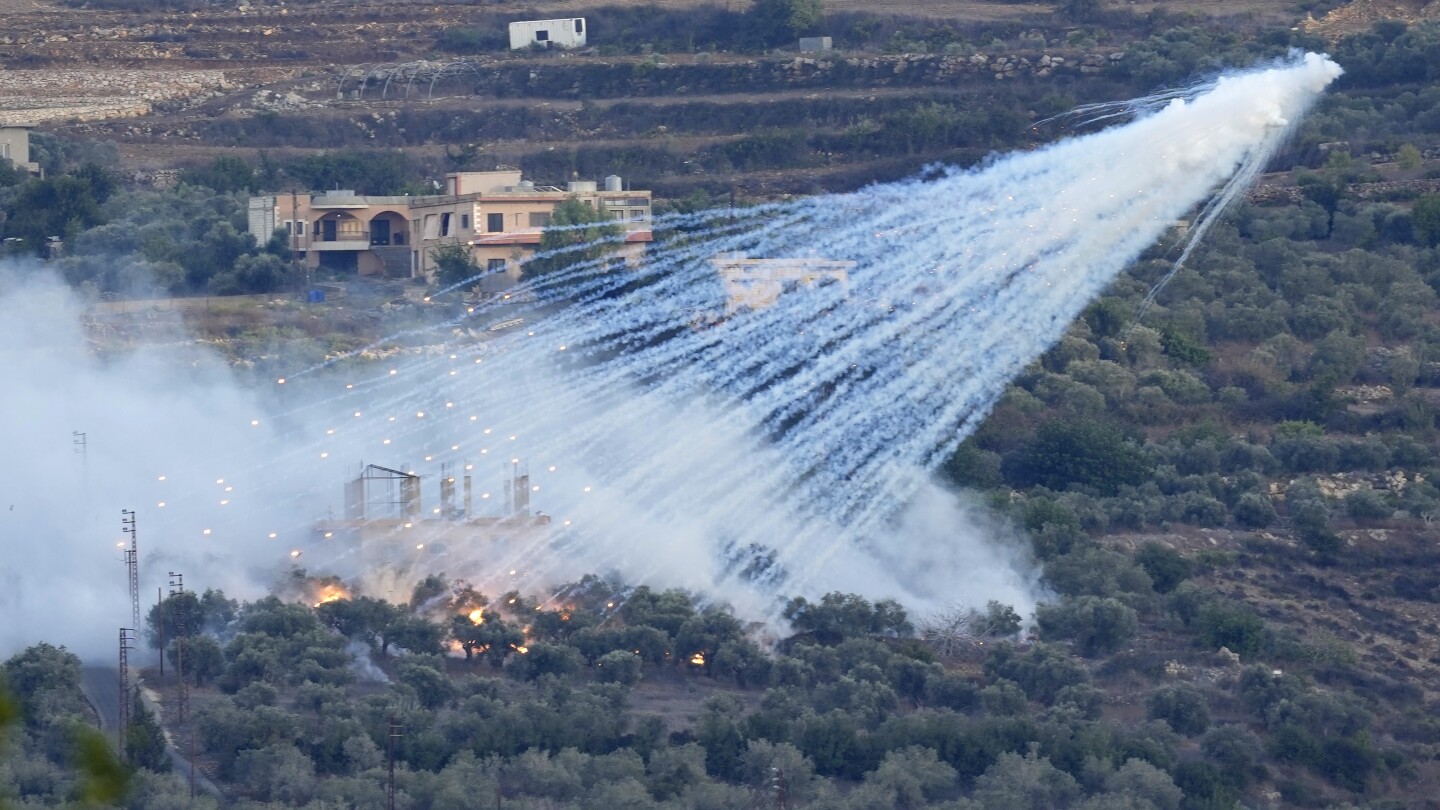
left=1, top=53, right=1340, bottom=658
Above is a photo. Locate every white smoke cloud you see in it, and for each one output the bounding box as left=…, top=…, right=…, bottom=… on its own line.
left=1, top=53, right=1342, bottom=660
left=0, top=266, right=303, bottom=659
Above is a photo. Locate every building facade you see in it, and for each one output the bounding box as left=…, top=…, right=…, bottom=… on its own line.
left=247, top=171, right=651, bottom=290
left=0, top=126, right=40, bottom=175
left=508, top=18, right=587, bottom=50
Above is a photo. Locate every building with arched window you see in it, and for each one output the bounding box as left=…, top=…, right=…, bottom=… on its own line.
left=247, top=170, right=650, bottom=290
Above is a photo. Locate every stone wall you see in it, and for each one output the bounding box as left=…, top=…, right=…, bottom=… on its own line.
left=0, top=68, right=227, bottom=125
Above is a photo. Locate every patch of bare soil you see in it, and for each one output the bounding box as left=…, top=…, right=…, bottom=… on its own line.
left=628, top=667, right=763, bottom=732
left=1304, top=0, right=1440, bottom=38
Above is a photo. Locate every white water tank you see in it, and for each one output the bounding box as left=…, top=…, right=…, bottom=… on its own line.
left=568, top=180, right=597, bottom=192
left=604, top=174, right=622, bottom=192
left=518, top=180, right=535, bottom=190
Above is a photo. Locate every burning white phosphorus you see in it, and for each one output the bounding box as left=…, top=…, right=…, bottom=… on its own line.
left=259, top=53, right=1341, bottom=619
left=0, top=54, right=1340, bottom=657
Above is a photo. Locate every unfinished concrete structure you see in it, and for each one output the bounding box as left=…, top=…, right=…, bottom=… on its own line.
left=315, top=461, right=551, bottom=566
left=712, top=253, right=855, bottom=315
left=0, top=126, right=39, bottom=174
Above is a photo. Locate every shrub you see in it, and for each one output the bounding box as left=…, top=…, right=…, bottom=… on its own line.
left=1035, top=597, right=1139, bottom=657
left=1195, top=602, right=1267, bottom=658
left=1145, top=684, right=1212, bottom=736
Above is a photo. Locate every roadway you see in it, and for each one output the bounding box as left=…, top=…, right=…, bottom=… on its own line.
left=80, top=666, right=224, bottom=801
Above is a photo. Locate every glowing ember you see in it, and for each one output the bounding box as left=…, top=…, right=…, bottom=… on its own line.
left=468, top=608, right=485, bottom=625
left=689, top=653, right=705, bottom=666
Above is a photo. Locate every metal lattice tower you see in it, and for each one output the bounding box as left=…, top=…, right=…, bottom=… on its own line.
left=770, top=767, right=788, bottom=810
left=121, top=510, right=139, bottom=631
left=387, top=715, right=403, bottom=810
left=168, top=572, right=188, bottom=725
left=118, top=628, right=135, bottom=756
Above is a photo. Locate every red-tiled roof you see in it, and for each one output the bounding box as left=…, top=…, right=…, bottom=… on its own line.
left=470, top=233, right=542, bottom=246
left=469, top=230, right=653, bottom=246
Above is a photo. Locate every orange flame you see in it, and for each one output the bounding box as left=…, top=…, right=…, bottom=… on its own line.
left=312, top=586, right=347, bottom=607
left=689, top=653, right=705, bottom=666
left=468, top=608, right=485, bottom=625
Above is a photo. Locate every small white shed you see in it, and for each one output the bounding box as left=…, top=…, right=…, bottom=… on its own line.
left=508, top=18, right=587, bottom=50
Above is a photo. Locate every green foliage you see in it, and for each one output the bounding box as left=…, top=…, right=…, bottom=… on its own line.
left=430, top=242, right=480, bottom=289
left=279, top=150, right=417, bottom=195
left=509, top=642, right=585, bottom=681
left=1134, top=543, right=1191, bottom=594
left=2, top=643, right=86, bottom=727
left=180, top=155, right=257, bottom=193
left=942, top=441, right=1004, bottom=490
left=523, top=197, right=625, bottom=281
left=125, top=690, right=170, bottom=772
left=1232, top=492, right=1279, bottom=529
left=435, top=25, right=507, bottom=53
left=1, top=174, right=105, bottom=250
left=783, top=592, right=912, bottom=645
left=1158, top=326, right=1211, bottom=366
left=1006, top=419, right=1150, bottom=495
left=1194, top=601, right=1267, bottom=658
left=984, top=643, right=1090, bottom=704
left=1146, top=684, right=1211, bottom=736
left=1035, top=596, right=1139, bottom=657
left=746, top=0, right=823, bottom=46
left=72, top=727, right=130, bottom=805
left=1410, top=194, right=1440, bottom=246
left=973, top=751, right=1081, bottom=809
left=595, top=650, right=643, bottom=686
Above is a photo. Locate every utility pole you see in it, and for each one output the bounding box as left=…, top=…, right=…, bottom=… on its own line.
left=72, top=431, right=86, bottom=457
left=118, top=628, right=135, bottom=756
left=290, top=188, right=303, bottom=293
left=770, top=767, right=788, bottom=810
left=188, top=726, right=196, bottom=801
left=157, top=588, right=165, bottom=680
left=121, top=510, right=140, bottom=632
left=386, top=715, right=403, bottom=810
left=168, top=572, right=187, bottom=725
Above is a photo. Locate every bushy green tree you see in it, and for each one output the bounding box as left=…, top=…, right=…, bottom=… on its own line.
left=972, top=751, right=1081, bottom=809
left=1006, top=419, right=1150, bottom=495
left=1134, top=543, right=1191, bottom=593
left=745, top=0, right=823, bottom=46
left=783, top=592, right=912, bottom=645
left=125, top=690, right=171, bottom=772
left=1146, top=684, right=1211, bottom=736
left=1035, top=596, right=1138, bottom=657
left=523, top=197, right=624, bottom=280
left=431, top=242, right=480, bottom=289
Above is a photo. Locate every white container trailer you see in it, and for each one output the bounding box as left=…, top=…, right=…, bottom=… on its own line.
left=508, top=18, right=587, bottom=49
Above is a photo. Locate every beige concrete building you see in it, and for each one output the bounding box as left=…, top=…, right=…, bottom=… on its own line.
left=712, top=253, right=855, bottom=315
left=0, top=126, right=40, bottom=174
left=248, top=170, right=652, bottom=290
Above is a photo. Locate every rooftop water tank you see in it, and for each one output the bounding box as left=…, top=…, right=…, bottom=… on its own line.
left=519, top=180, right=535, bottom=190
left=568, top=180, right=598, bottom=192
left=604, top=174, right=622, bottom=192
